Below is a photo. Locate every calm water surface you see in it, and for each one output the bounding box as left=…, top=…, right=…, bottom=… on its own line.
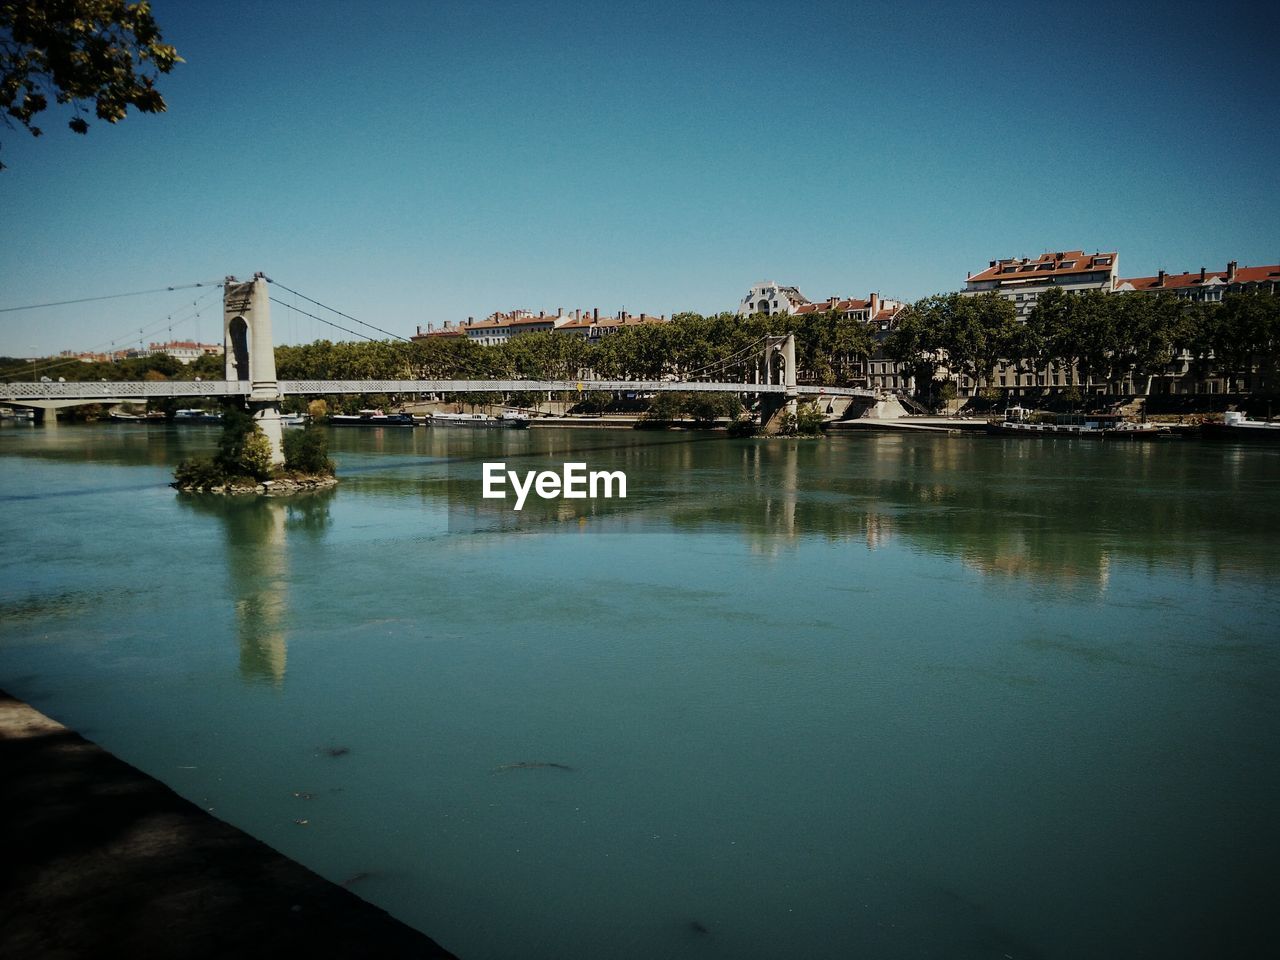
left=1, top=422, right=1277, bottom=959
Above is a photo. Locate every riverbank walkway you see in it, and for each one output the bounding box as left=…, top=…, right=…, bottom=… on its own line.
left=0, top=691, right=456, bottom=958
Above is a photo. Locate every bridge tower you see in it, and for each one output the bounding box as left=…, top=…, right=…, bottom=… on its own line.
left=223, top=273, right=284, bottom=465
left=758, top=334, right=798, bottom=432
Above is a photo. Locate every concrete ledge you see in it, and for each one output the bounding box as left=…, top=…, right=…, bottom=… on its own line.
left=0, top=691, right=456, bottom=959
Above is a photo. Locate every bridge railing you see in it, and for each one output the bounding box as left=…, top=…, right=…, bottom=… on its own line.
left=1, top=379, right=876, bottom=401
left=0, top=380, right=251, bottom=400
left=278, top=379, right=784, bottom=395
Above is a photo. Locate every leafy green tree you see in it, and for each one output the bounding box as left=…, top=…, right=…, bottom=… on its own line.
left=1202, top=292, right=1280, bottom=392
left=214, top=405, right=267, bottom=479
left=1109, top=292, right=1186, bottom=394
left=283, top=426, right=334, bottom=476
left=1, top=0, right=182, bottom=169
left=238, top=431, right=273, bottom=481
left=1024, top=287, right=1069, bottom=385
left=1055, top=290, right=1116, bottom=392
left=641, top=391, right=685, bottom=424
left=885, top=300, right=945, bottom=406
left=794, top=402, right=825, bottom=435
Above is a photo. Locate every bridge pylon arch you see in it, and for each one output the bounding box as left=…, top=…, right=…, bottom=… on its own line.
left=223, top=273, right=284, bottom=465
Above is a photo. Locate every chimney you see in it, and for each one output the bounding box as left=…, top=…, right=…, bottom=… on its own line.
left=1199, top=267, right=1206, bottom=282
left=1227, top=260, right=1238, bottom=282
left=557, top=307, right=563, bottom=318
left=539, top=310, right=544, bottom=318
left=593, top=307, right=599, bottom=321
left=870, top=292, right=880, bottom=315
left=574, top=309, right=581, bottom=321
left=1157, top=269, right=1166, bottom=287
left=966, top=271, right=972, bottom=280
left=989, top=260, right=996, bottom=268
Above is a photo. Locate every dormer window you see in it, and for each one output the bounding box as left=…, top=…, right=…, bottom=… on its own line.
left=1059, top=260, right=1075, bottom=269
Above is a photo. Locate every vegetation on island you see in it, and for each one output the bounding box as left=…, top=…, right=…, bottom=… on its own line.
left=0, top=0, right=182, bottom=170
left=173, top=406, right=335, bottom=493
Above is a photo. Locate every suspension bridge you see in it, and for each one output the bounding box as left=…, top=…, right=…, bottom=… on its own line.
left=1, top=274, right=878, bottom=454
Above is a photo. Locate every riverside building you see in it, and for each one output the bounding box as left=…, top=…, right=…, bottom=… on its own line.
left=412, top=309, right=665, bottom=345
left=795, top=293, right=912, bottom=392
left=737, top=281, right=810, bottom=317
left=1115, top=260, right=1280, bottom=302
left=962, top=250, right=1119, bottom=317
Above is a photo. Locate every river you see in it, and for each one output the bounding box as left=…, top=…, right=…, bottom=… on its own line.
left=1, top=422, right=1277, bottom=959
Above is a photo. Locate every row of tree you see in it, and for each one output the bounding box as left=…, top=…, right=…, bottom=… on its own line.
left=5, top=290, right=1276, bottom=407
left=885, top=289, right=1280, bottom=399
left=270, top=308, right=875, bottom=387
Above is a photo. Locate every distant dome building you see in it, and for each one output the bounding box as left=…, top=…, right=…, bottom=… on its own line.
left=737, top=281, right=810, bottom=317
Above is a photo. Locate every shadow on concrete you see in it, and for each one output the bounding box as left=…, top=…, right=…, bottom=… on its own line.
left=0, top=691, right=456, bottom=958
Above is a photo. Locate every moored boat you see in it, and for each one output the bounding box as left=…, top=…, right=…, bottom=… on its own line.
left=329, top=409, right=416, bottom=427
left=173, top=408, right=223, bottom=424
left=1200, top=410, right=1280, bottom=441
left=429, top=411, right=529, bottom=428
left=987, top=406, right=1166, bottom=440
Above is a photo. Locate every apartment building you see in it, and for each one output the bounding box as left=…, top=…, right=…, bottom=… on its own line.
left=1115, top=260, right=1280, bottom=302
left=794, top=292, right=912, bottom=391
left=963, top=250, right=1119, bottom=317
left=411, top=308, right=664, bottom=346
left=737, top=281, right=810, bottom=317
left=142, top=340, right=224, bottom=365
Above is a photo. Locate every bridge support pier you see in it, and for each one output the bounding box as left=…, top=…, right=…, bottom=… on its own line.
left=758, top=334, right=798, bottom=433
left=224, top=274, right=284, bottom=467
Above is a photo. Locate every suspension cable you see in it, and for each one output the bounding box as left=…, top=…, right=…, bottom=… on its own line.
left=15, top=286, right=225, bottom=378
left=680, top=336, right=769, bottom=380
left=268, top=298, right=381, bottom=343
left=267, top=280, right=411, bottom=342
left=0, top=281, right=223, bottom=314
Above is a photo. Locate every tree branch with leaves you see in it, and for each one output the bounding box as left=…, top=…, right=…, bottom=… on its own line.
left=1, top=0, right=181, bottom=169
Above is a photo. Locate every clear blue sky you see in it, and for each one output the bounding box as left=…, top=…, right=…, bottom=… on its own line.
left=2, top=0, right=1277, bottom=356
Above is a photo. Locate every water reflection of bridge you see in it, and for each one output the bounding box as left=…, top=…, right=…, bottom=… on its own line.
left=178, top=491, right=334, bottom=687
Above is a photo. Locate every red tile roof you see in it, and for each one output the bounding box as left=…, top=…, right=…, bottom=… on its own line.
left=967, top=250, right=1117, bottom=284
left=794, top=298, right=871, bottom=315
left=1118, top=264, right=1280, bottom=291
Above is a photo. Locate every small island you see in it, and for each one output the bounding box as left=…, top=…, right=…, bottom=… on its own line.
left=173, top=406, right=337, bottom=495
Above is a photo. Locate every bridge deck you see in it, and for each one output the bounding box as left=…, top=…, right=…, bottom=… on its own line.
left=1, top=380, right=876, bottom=401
